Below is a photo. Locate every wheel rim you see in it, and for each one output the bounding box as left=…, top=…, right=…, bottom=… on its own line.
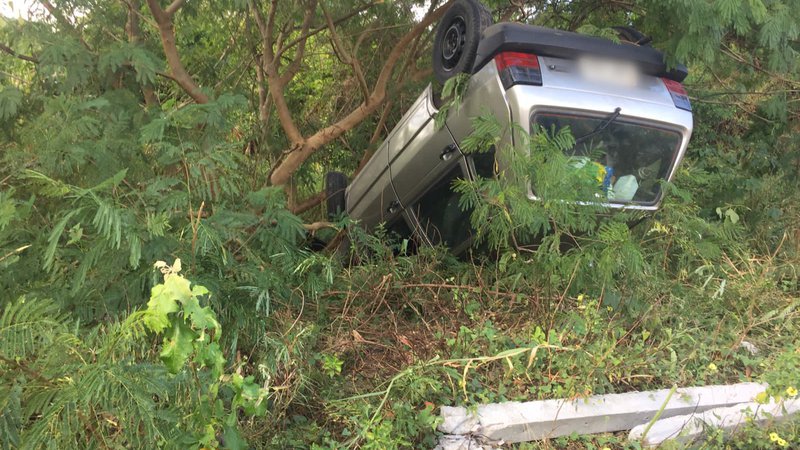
left=441, top=16, right=467, bottom=71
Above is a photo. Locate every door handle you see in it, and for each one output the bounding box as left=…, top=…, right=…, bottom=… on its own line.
left=440, top=143, right=457, bottom=161
left=386, top=200, right=400, bottom=215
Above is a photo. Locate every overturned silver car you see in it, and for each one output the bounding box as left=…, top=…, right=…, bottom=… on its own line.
left=326, top=0, right=693, bottom=255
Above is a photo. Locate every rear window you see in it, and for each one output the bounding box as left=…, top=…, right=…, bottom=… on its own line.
left=532, top=113, right=683, bottom=204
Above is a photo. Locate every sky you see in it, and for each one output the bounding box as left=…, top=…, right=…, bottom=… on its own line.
left=0, top=0, right=40, bottom=19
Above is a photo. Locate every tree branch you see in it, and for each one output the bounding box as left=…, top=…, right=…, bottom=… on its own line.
left=292, top=191, right=326, bottom=215
left=164, top=0, right=187, bottom=16
left=321, top=0, right=369, bottom=101
left=269, top=0, right=453, bottom=186
left=0, top=355, right=53, bottom=386
left=40, top=0, right=76, bottom=30
left=146, top=0, right=209, bottom=103
left=250, top=0, right=303, bottom=143
left=303, top=221, right=336, bottom=234
left=276, top=2, right=380, bottom=59
left=0, top=43, right=38, bottom=63
left=265, top=0, right=278, bottom=60
left=39, top=0, right=92, bottom=51
left=125, top=0, right=159, bottom=106
left=278, top=0, right=317, bottom=86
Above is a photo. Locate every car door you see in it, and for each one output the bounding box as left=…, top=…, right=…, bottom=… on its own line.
left=346, top=137, right=402, bottom=230
left=388, top=86, right=461, bottom=206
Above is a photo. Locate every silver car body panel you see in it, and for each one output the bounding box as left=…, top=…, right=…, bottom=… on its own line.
left=346, top=85, right=459, bottom=229
left=444, top=59, right=514, bottom=153
left=346, top=121, right=396, bottom=229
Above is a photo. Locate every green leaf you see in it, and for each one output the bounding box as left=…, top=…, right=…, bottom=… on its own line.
left=44, top=208, right=84, bottom=271
left=145, top=283, right=181, bottom=333
left=38, top=38, right=94, bottom=91
left=195, top=341, right=225, bottom=375
left=128, top=234, right=141, bottom=269
left=222, top=423, right=248, bottom=450
left=0, top=194, right=16, bottom=231
left=89, top=168, right=128, bottom=193
left=233, top=376, right=268, bottom=416
left=163, top=274, right=194, bottom=303
left=23, top=170, right=71, bottom=198
left=0, top=87, right=23, bottom=120
left=160, top=319, right=197, bottom=373
left=748, top=0, right=768, bottom=24
left=715, top=0, right=738, bottom=23
left=183, top=296, right=221, bottom=336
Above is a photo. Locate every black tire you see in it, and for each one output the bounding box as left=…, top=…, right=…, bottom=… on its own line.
left=325, top=171, right=347, bottom=219
left=612, top=26, right=652, bottom=46
left=432, top=0, right=493, bottom=85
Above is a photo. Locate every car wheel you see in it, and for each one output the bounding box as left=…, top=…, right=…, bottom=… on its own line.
left=613, top=26, right=652, bottom=46
left=325, top=171, right=347, bottom=219
left=432, top=0, right=493, bottom=85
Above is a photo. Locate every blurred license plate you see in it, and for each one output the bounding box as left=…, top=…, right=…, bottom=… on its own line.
left=577, top=56, right=640, bottom=87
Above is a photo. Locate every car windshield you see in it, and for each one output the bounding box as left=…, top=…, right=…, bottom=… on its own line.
left=533, top=112, right=683, bottom=204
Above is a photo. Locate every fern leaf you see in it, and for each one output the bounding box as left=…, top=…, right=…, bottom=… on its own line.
left=0, top=297, right=69, bottom=358
left=44, top=208, right=83, bottom=271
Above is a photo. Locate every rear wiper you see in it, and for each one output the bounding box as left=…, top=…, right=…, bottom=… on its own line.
left=574, top=107, right=622, bottom=145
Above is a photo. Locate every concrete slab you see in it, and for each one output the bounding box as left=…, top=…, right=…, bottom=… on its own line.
left=629, top=398, right=800, bottom=447
left=439, top=406, right=479, bottom=435
left=433, top=435, right=497, bottom=450
left=438, top=383, right=766, bottom=443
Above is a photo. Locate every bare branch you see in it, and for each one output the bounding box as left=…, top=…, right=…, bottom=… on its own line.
left=292, top=191, right=326, bottom=215
left=321, top=1, right=369, bottom=101
left=250, top=0, right=269, bottom=47
left=265, top=0, right=278, bottom=59
left=278, top=0, right=317, bottom=86
left=164, top=0, right=187, bottom=16
left=371, top=0, right=450, bottom=95
left=250, top=0, right=304, bottom=144
left=146, top=0, right=209, bottom=103
left=39, top=0, right=93, bottom=51
left=303, top=221, right=336, bottom=233
left=277, top=1, right=380, bottom=58
left=39, top=0, right=76, bottom=30
left=118, top=0, right=160, bottom=28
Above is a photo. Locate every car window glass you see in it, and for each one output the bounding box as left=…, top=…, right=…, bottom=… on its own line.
left=471, top=145, right=496, bottom=179
left=413, top=165, right=473, bottom=249
left=533, top=113, right=682, bottom=204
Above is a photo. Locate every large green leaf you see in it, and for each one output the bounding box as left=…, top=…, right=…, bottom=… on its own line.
left=183, top=296, right=221, bottom=336
left=159, top=319, right=197, bottom=374
left=145, top=282, right=181, bottom=333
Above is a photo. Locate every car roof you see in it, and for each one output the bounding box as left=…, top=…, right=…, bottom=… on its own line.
left=472, top=23, right=688, bottom=82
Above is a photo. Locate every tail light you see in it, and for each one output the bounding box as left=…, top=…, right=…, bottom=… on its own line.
left=495, top=52, right=542, bottom=89
left=662, top=78, right=691, bottom=111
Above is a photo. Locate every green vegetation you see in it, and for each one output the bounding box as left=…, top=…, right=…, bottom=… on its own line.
left=1, top=0, right=799, bottom=448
